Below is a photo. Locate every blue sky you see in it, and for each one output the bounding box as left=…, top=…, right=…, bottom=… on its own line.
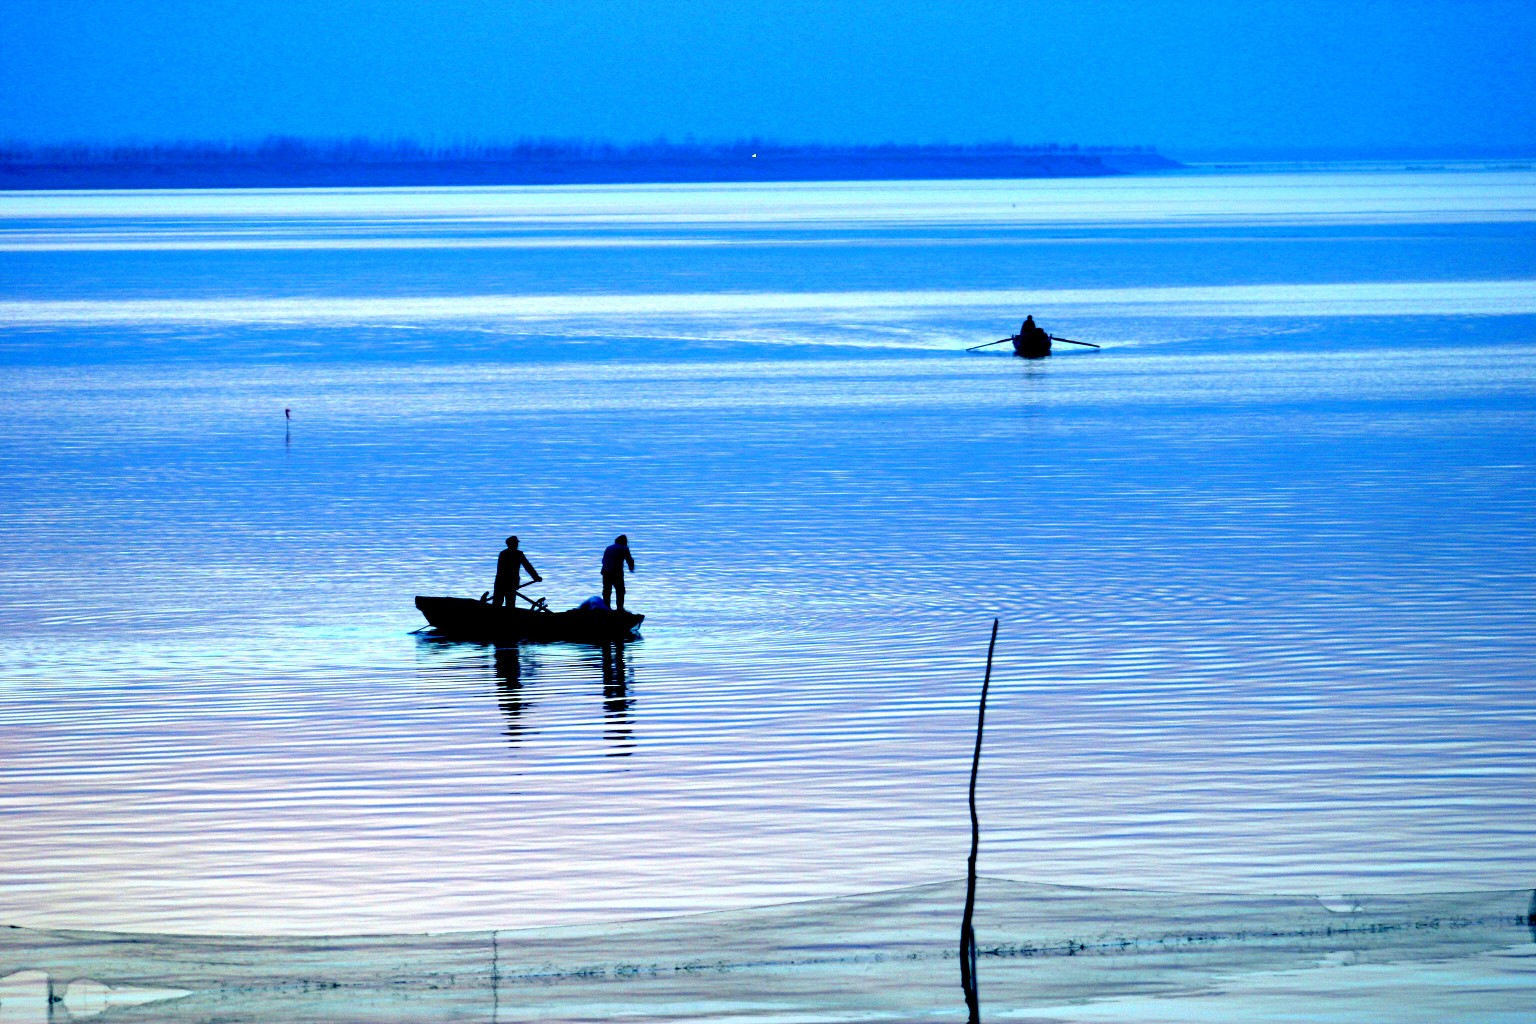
left=3, top=0, right=1534, bottom=154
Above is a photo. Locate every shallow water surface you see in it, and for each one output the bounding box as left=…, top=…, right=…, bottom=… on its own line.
left=1, top=170, right=1534, bottom=1018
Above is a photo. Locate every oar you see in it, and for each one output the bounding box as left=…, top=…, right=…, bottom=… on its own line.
left=966, top=336, right=1017, bottom=352
left=482, top=580, right=549, bottom=611
left=1049, top=334, right=1100, bottom=349
left=513, top=582, right=550, bottom=612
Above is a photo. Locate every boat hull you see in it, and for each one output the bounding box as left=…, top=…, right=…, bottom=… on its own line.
left=1012, top=335, right=1051, bottom=358
left=414, top=596, right=643, bottom=644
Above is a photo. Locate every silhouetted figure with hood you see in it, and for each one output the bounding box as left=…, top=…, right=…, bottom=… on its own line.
left=1020, top=315, right=1048, bottom=345
left=493, top=536, right=541, bottom=608
left=602, top=535, right=635, bottom=612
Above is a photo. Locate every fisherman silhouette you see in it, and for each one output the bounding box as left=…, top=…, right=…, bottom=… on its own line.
left=1009, top=314, right=1053, bottom=358
left=601, top=535, right=635, bottom=612
left=492, top=536, right=542, bottom=608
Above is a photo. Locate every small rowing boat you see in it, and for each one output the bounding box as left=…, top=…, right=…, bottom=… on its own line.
left=1012, top=333, right=1051, bottom=358
left=414, top=596, right=644, bottom=644
left=968, top=325, right=1097, bottom=357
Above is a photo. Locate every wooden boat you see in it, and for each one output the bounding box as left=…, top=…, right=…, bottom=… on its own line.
left=968, top=328, right=1097, bottom=357
left=414, top=596, right=644, bottom=644
left=1012, top=332, right=1051, bottom=358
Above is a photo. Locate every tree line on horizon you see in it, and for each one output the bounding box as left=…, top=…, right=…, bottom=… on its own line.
left=0, top=136, right=1160, bottom=167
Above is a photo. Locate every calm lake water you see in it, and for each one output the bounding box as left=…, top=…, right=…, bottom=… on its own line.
left=1, top=168, right=1534, bottom=1020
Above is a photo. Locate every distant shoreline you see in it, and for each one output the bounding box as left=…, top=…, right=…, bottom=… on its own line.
left=0, top=139, right=1180, bottom=190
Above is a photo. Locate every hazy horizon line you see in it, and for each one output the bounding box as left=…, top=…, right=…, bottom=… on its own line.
left=4, top=136, right=1533, bottom=166
left=0, top=136, right=1164, bottom=162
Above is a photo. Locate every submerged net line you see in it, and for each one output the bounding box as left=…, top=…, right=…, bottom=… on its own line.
left=3, top=879, right=1531, bottom=1022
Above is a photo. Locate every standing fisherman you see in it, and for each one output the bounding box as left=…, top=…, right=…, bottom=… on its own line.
left=493, top=536, right=542, bottom=608
left=602, top=535, right=635, bottom=612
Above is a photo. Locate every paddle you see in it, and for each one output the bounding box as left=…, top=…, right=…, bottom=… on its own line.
left=479, top=580, right=550, bottom=612
left=968, top=333, right=1101, bottom=352
left=513, top=582, right=550, bottom=613
left=966, top=336, right=1017, bottom=352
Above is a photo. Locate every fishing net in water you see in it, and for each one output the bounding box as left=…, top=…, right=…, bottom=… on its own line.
left=2, top=879, right=1531, bottom=1022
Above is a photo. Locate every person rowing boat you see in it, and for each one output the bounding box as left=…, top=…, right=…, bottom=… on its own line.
left=966, top=318, right=1100, bottom=357
left=1013, top=315, right=1052, bottom=358
left=491, top=536, right=542, bottom=607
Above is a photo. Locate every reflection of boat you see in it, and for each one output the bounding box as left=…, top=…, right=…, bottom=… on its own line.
left=414, top=596, right=643, bottom=644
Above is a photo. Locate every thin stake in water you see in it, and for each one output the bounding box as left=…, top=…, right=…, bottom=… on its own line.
left=961, top=618, right=999, bottom=1023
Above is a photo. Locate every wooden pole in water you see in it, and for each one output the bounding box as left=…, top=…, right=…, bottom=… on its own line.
left=961, top=618, right=999, bottom=1024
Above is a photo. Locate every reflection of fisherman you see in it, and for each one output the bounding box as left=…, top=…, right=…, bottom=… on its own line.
left=1019, top=315, right=1048, bottom=344
left=493, top=536, right=542, bottom=607
left=602, top=535, right=635, bottom=612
